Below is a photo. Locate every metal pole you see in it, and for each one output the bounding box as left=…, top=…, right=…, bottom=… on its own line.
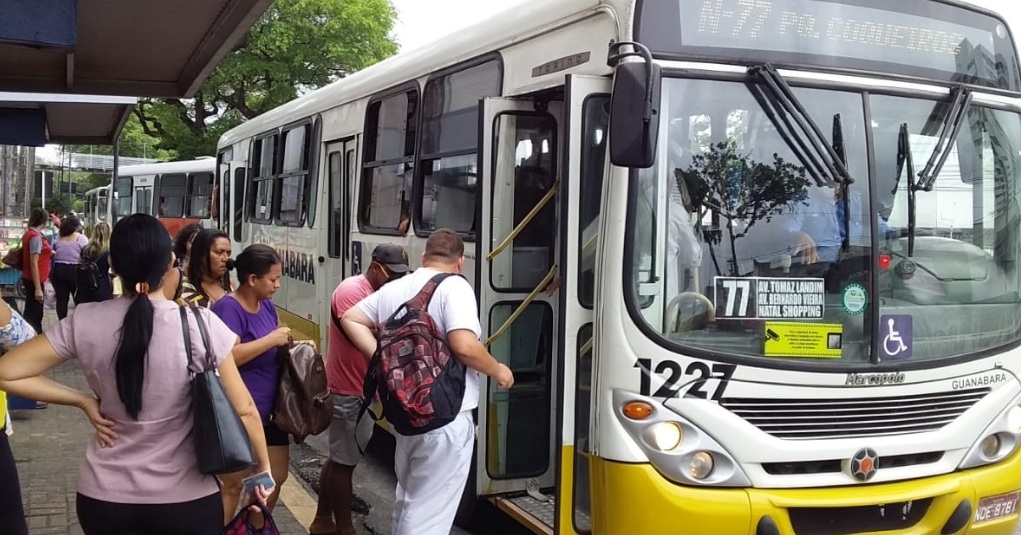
left=0, top=145, right=8, bottom=216
left=110, top=141, right=119, bottom=222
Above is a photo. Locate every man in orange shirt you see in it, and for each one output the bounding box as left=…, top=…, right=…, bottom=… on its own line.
left=309, top=244, right=409, bottom=535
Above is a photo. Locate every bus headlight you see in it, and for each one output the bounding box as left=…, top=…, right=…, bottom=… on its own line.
left=960, top=397, right=1021, bottom=470
left=689, top=451, right=714, bottom=479
left=980, top=435, right=1001, bottom=458
left=613, top=389, right=750, bottom=487
left=644, top=422, right=682, bottom=451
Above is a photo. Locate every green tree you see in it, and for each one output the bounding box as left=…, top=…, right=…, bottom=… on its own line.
left=680, top=142, right=812, bottom=276
left=31, top=191, right=74, bottom=215
left=135, top=0, right=398, bottom=158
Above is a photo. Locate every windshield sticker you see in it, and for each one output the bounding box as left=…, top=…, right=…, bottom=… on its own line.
left=763, top=322, right=842, bottom=358
left=714, top=276, right=824, bottom=320
left=880, top=315, right=913, bottom=360
left=840, top=283, right=867, bottom=316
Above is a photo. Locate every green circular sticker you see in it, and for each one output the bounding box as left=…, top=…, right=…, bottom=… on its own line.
left=841, top=283, right=867, bottom=316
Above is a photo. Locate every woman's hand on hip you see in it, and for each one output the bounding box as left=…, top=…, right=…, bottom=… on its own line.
left=79, top=396, right=117, bottom=447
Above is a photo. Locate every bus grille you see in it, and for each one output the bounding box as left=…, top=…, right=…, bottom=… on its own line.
left=788, top=499, right=931, bottom=535
left=719, top=388, right=989, bottom=439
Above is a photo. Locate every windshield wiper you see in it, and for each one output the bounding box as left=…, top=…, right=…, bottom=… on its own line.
left=917, top=86, right=973, bottom=191
left=748, top=64, right=854, bottom=187
left=832, top=114, right=850, bottom=251
left=895, top=123, right=917, bottom=257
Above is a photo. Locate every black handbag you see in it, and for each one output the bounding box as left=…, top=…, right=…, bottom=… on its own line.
left=180, top=305, right=254, bottom=475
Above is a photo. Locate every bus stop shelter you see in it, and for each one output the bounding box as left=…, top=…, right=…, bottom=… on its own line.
left=0, top=0, right=273, bottom=145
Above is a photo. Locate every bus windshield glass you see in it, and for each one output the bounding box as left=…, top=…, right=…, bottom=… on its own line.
left=637, top=0, right=1021, bottom=92
left=627, top=77, right=1021, bottom=364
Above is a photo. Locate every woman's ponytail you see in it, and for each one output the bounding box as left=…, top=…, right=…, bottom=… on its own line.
left=109, top=214, right=171, bottom=420
left=115, top=294, right=154, bottom=419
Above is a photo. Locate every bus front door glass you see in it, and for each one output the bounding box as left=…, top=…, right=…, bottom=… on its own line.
left=628, top=78, right=873, bottom=362
left=478, top=98, right=560, bottom=495
left=486, top=111, right=559, bottom=479
left=871, top=96, right=1021, bottom=360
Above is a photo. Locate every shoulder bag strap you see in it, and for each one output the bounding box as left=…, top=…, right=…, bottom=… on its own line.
left=179, top=306, right=197, bottom=374
left=189, top=304, right=215, bottom=371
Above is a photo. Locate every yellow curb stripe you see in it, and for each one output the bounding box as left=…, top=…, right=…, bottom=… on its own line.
left=279, top=470, right=318, bottom=529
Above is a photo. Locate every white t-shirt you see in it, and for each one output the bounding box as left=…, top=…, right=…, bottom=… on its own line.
left=355, top=267, right=482, bottom=413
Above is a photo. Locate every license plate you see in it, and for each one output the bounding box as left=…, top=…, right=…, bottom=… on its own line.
left=974, top=492, right=1020, bottom=524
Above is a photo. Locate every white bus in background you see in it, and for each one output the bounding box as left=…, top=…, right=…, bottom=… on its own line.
left=82, top=185, right=110, bottom=234
left=218, top=0, right=1021, bottom=534
left=113, top=158, right=216, bottom=236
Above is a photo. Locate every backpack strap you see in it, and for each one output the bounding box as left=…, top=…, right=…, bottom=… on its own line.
left=409, top=273, right=456, bottom=310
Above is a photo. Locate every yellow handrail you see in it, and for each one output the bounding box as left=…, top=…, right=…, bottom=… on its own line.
left=486, top=180, right=560, bottom=261
left=580, top=336, right=594, bottom=357
left=485, top=264, right=558, bottom=346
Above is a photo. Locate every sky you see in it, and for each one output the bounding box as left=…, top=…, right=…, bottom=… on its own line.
left=389, top=0, right=527, bottom=53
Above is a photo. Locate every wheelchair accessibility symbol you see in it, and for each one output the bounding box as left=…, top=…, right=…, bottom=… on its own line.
left=881, top=315, right=912, bottom=360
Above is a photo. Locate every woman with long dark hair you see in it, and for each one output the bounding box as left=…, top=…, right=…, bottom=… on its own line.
left=50, top=216, right=89, bottom=319
left=76, top=222, right=113, bottom=303
left=211, top=244, right=293, bottom=523
left=162, top=223, right=202, bottom=302
left=19, top=208, right=51, bottom=333
left=181, top=229, right=233, bottom=307
left=0, top=214, right=272, bottom=535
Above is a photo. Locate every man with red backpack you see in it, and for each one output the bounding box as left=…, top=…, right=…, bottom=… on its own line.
left=342, top=229, right=514, bottom=535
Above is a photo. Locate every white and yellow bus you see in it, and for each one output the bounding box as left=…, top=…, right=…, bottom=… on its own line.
left=217, top=0, right=1021, bottom=533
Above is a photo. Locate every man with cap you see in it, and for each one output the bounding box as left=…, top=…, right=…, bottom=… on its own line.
left=309, top=243, right=409, bottom=535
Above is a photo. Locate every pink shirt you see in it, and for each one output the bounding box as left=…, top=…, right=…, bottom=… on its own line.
left=327, top=275, right=374, bottom=397
left=46, top=299, right=238, bottom=504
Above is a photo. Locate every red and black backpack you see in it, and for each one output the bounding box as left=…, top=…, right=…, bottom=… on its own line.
left=359, top=273, right=467, bottom=436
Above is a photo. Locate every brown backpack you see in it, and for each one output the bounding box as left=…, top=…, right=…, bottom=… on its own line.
left=272, top=343, right=331, bottom=443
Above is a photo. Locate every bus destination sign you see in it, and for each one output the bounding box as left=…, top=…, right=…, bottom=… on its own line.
left=638, top=0, right=1021, bottom=91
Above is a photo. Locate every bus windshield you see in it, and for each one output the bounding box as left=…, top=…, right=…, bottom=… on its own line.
left=627, top=77, right=1021, bottom=364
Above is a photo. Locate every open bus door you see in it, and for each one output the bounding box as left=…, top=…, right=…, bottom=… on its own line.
left=476, top=94, right=561, bottom=531
left=476, top=76, right=610, bottom=534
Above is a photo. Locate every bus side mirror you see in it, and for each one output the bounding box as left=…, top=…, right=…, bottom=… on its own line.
left=608, top=42, right=661, bottom=169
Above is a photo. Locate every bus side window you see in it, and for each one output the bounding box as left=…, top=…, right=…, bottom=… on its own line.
left=360, top=89, right=418, bottom=235
left=418, top=59, right=502, bottom=236
left=578, top=96, right=609, bottom=308
left=278, top=123, right=311, bottom=224
left=232, top=167, right=246, bottom=241
left=187, top=172, right=213, bottom=218
left=158, top=173, right=187, bottom=218
left=250, top=134, right=278, bottom=223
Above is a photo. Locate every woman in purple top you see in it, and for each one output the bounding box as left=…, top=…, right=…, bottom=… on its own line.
left=0, top=214, right=272, bottom=535
left=50, top=216, right=89, bottom=319
left=211, top=244, right=293, bottom=523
